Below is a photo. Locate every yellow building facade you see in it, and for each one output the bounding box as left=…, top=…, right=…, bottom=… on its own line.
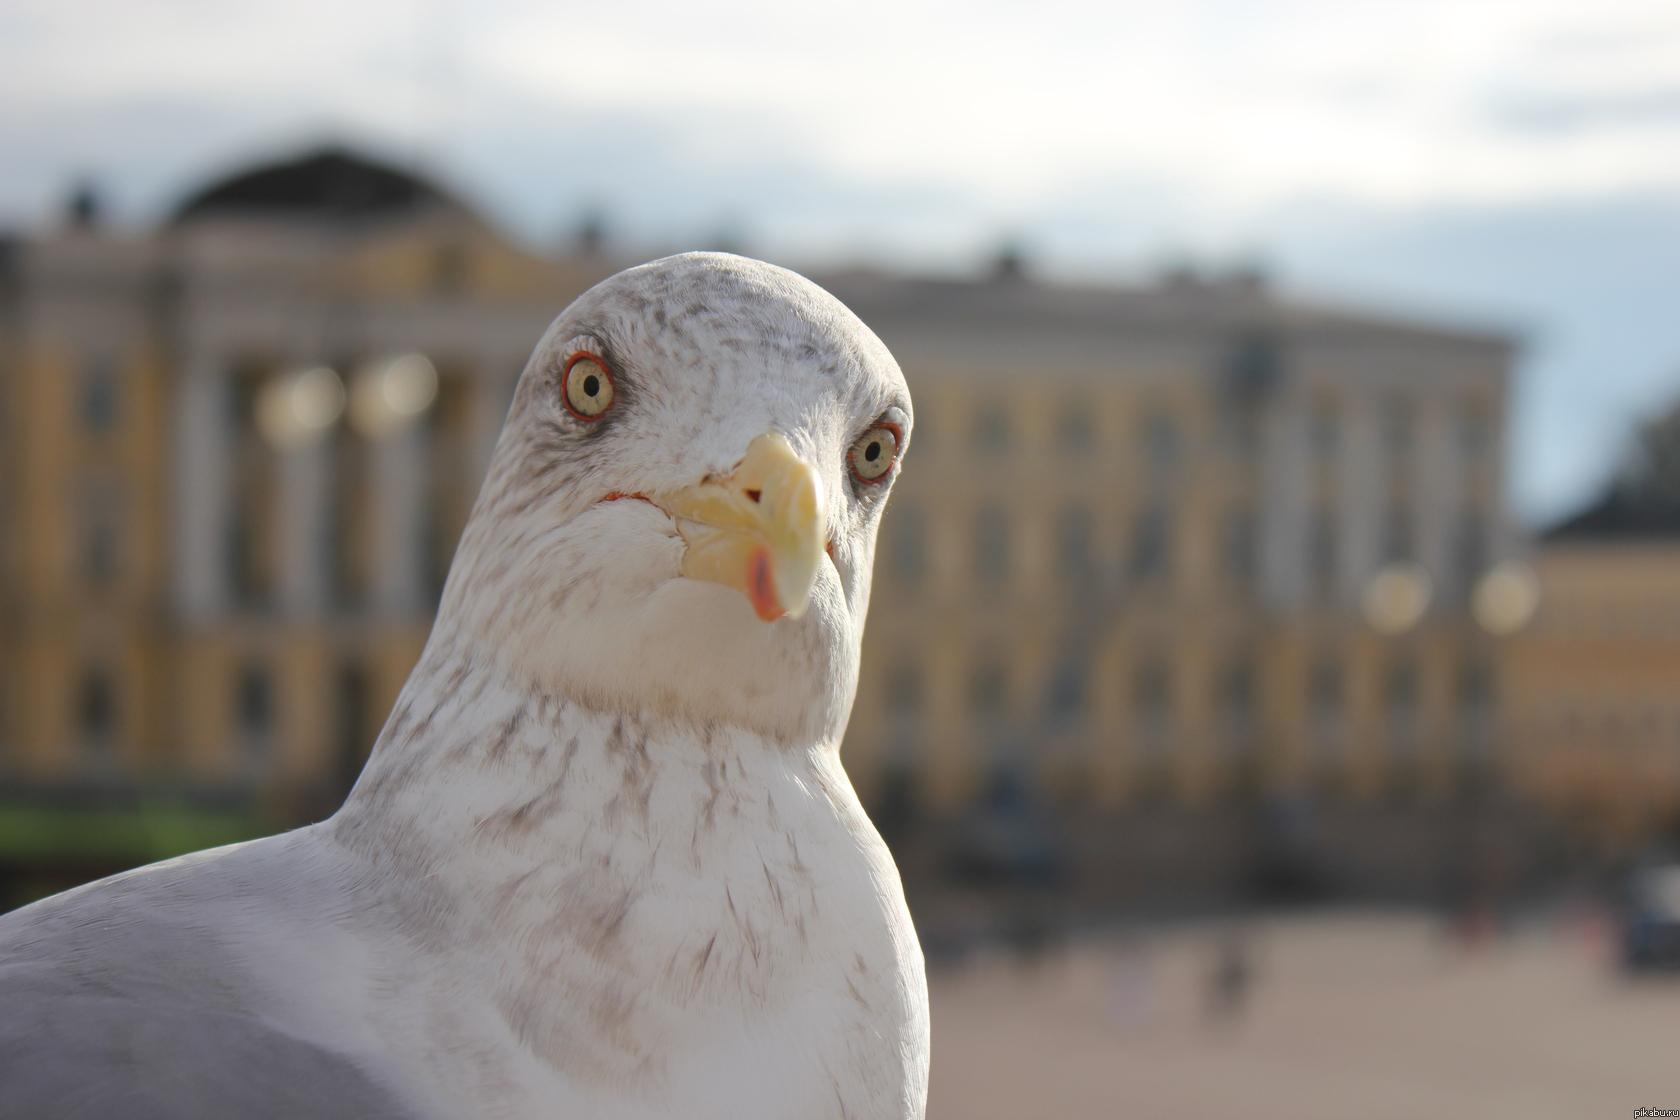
left=1507, top=537, right=1680, bottom=850
left=838, top=280, right=1514, bottom=813
left=0, top=151, right=617, bottom=836
left=0, top=147, right=1523, bottom=867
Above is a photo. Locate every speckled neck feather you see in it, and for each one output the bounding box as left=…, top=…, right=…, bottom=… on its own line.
left=330, top=638, right=917, bottom=1111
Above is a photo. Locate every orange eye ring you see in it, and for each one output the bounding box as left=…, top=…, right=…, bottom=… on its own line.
left=848, top=420, right=903, bottom=485
left=561, top=351, right=616, bottom=422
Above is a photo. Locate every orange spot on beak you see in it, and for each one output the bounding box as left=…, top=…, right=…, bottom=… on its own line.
left=747, top=546, right=784, bottom=622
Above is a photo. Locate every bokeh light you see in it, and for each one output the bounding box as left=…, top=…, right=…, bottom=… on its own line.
left=349, top=353, right=438, bottom=438
left=255, top=365, right=345, bottom=449
left=1361, top=563, right=1432, bottom=635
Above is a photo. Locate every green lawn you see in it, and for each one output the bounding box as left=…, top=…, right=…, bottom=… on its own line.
left=0, top=802, right=269, bottom=864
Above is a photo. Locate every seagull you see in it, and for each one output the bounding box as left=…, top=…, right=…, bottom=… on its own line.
left=0, top=253, right=930, bottom=1119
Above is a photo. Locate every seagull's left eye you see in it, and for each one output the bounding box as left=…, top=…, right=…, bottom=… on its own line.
left=562, top=352, right=616, bottom=421
left=848, top=422, right=901, bottom=484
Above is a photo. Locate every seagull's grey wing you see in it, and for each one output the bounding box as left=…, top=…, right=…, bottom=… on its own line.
left=0, top=964, right=415, bottom=1120
left=0, top=833, right=418, bottom=1120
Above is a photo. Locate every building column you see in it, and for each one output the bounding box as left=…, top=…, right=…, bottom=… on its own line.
left=1339, top=388, right=1383, bottom=608
left=472, top=363, right=519, bottom=480
left=1260, top=394, right=1310, bottom=610
left=174, top=355, right=231, bottom=619
left=1415, top=399, right=1462, bottom=603
left=278, top=437, right=331, bottom=616
left=372, top=424, right=429, bottom=616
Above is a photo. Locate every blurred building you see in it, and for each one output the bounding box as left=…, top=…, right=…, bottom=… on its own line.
left=1507, top=417, right=1680, bottom=856
left=834, top=268, right=1519, bottom=821
left=0, top=144, right=1529, bottom=899
left=0, top=148, right=618, bottom=892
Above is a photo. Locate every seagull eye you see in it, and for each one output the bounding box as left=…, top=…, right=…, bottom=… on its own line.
left=848, top=423, right=900, bottom=484
left=562, top=352, right=616, bottom=421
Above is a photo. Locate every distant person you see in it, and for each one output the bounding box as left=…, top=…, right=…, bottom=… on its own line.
left=1005, top=893, right=1060, bottom=972
left=1204, top=925, right=1255, bottom=1027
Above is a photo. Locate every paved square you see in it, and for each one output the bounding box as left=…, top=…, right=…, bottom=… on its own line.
left=928, top=911, right=1673, bottom=1120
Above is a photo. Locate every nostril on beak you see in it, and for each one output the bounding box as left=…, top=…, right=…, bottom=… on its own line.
left=744, top=489, right=762, bottom=504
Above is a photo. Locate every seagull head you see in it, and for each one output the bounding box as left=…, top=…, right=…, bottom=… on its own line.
left=439, top=253, right=912, bottom=746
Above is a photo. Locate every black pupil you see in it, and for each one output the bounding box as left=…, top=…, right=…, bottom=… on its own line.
left=582, top=374, right=600, bottom=398
left=864, top=441, right=881, bottom=462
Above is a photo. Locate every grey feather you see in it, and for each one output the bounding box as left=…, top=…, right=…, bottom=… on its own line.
left=0, top=835, right=417, bottom=1120
left=0, top=978, right=412, bottom=1119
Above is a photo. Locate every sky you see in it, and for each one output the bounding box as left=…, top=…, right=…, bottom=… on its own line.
left=3, top=0, right=1678, bottom=523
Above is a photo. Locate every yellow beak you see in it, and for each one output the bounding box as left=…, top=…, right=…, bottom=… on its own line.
left=657, top=432, right=826, bottom=622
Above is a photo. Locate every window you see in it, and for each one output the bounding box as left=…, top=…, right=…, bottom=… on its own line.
left=1457, top=658, right=1493, bottom=717
left=1385, top=661, right=1418, bottom=712
left=1385, top=660, right=1419, bottom=753
left=1046, top=662, right=1085, bottom=725
left=336, top=662, right=370, bottom=796
left=969, top=661, right=1007, bottom=721
left=81, top=485, right=121, bottom=586
left=1219, top=401, right=1260, bottom=458
left=419, top=504, right=447, bottom=607
left=881, top=662, right=925, bottom=801
left=430, top=367, right=469, bottom=434
left=326, top=425, right=373, bottom=609
left=1384, top=395, right=1414, bottom=461
left=78, top=667, right=116, bottom=747
left=972, top=403, right=1010, bottom=455
left=1222, top=506, right=1255, bottom=590
left=1228, top=333, right=1282, bottom=391
left=1460, top=405, right=1492, bottom=462
left=1311, top=396, right=1338, bottom=461
left=1310, top=658, right=1343, bottom=728
left=1455, top=511, right=1487, bottom=591
left=1220, top=334, right=1273, bottom=456
left=84, top=518, right=118, bottom=585
left=1221, top=656, right=1257, bottom=747
left=227, top=507, right=264, bottom=607
left=1057, top=404, right=1096, bottom=453
left=1222, top=658, right=1256, bottom=719
left=237, top=663, right=274, bottom=740
left=1133, top=657, right=1171, bottom=724
left=1129, top=505, right=1170, bottom=581
left=80, top=356, right=119, bottom=431
left=886, top=663, right=922, bottom=720
left=1310, top=507, right=1337, bottom=602
left=423, top=372, right=475, bottom=603
left=974, top=505, right=1009, bottom=585
left=228, top=366, right=265, bottom=433
left=1142, top=408, right=1180, bottom=475
left=887, top=503, right=926, bottom=583
left=431, top=244, right=468, bottom=293
left=1057, top=506, right=1094, bottom=584
left=1383, top=503, right=1413, bottom=564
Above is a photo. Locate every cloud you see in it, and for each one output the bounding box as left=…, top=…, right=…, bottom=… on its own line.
left=1485, top=86, right=1680, bottom=135
left=8, top=0, right=1680, bottom=226
left=3, top=0, right=1679, bottom=520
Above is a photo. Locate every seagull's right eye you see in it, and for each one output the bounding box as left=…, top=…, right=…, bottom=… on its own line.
left=848, top=422, right=901, bottom=484
left=562, top=351, right=616, bottom=421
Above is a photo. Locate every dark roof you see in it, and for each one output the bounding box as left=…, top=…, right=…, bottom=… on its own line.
left=169, top=145, right=471, bottom=226
left=1544, top=491, right=1680, bottom=542
left=818, top=267, right=1514, bottom=351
